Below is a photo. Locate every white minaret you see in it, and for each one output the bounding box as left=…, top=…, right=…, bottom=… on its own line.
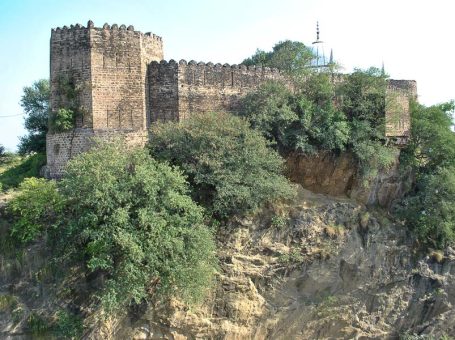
left=310, top=22, right=333, bottom=70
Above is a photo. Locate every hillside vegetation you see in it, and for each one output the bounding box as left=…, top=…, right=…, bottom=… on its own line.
left=1, top=40, right=454, bottom=338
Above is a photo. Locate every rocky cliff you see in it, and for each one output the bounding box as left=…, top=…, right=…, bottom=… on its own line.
left=1, top=187, right=454, bottom=339
left=98, top=187, right=454, bottom=339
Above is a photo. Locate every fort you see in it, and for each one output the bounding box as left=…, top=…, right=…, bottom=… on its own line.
left=44, top=21, right=417, bottom=178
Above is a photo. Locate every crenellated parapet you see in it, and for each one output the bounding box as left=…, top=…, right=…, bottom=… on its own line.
left=385, top=79, right=417, bottom=143
left=47, top=20, right=418, bottom=178
left=48, top=21, right=163, bottom=178
left=148, top=59, right=287, bottom=122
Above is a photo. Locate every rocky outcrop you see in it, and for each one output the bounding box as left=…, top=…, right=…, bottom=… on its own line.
left=109, top=187, right=454, bottom=339
left=286, top=151, right=413, bottom=208
left=1, top=188, right=454, bottom=339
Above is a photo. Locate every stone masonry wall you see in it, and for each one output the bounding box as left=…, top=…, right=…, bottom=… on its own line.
left=148, top=60, right=179, bottom=122
left=48, top=21, right=418, bottom=179
left=148, top=60, right=287, bottom=122
left=385, top=79, right=417, bottom=141
left=47, top=22, right=163, bottom=178
left=44, top=129, right=148, bottom=178
left=50, top=24, right=92, bottom=128
left=89, top=24, right=163, bottom=130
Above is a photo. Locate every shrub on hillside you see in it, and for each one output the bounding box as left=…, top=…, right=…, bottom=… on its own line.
left=400, top=167, right=455, bottom=248
left=55, top=142, right=216, bottom=312
left=0, top=153, right=46, bottom=191
left=398, top=101, right=455, bottom=248
left=8, top=177, right=62, bottom=244
left=240, top=67, right=396, bottom=183
left=7, top=142, right=217, bottom=314
left=149, top=112, right=295, bottom=218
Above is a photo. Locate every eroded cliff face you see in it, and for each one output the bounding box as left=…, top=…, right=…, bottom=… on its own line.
left=286, top=151, right=413, bottom=208
left=100, top=188, right=454, bottom=339
left=1, top=187, right=454, bottom=339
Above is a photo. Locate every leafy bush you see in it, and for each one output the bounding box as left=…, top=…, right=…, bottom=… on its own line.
left=19, top=79, right=50, bottom=154
left=27, top=312, right=51, bottom=336
left=0, top=153, right=46, bottom=190
left=52, top=310, right=84, bottom=339
left=50, top=108, right=75, bottom=132
left=240, top=67, right=395, bottom=183
left=51, top=142, right=216, bottom=313
left=8, top=178, right=62, bottom=244
left=150, top=112, right=295, bottom=218
left=398, top=101, right=455, bottom=247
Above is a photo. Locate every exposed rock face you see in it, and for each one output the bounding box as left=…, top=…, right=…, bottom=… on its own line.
left=1, top=188, right=454, bottom=339
left=108, top=188, right=454, bottom=339
left=286, top=151, right=413, bottom=208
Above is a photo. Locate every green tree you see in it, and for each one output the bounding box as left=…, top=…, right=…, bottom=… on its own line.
left=55, top=142, right=216, bottom=313
left=7, top=142, right=217, bottom=314
left=8, top=177, right=62, bottom=244
left=401, top=101, right=455, bottom=174
left=18, top=79, right=50, bottom=154
left=242, top=40, right=314, bottom=81
left=398, top=101, right=455, bottom=247
left=401, top=167, right=455, bottom=248
left=150, top=112, right=295, bottom=218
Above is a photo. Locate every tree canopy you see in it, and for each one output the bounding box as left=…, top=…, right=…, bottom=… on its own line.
left=149, top=112, right=295, bottom=219
left=8, top=142, right=217, bottom=314
left=18, top=79, right=50, bottom=154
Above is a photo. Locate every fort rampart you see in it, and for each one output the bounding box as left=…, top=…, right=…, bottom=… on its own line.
left=45, top=21, right=417, bottom=178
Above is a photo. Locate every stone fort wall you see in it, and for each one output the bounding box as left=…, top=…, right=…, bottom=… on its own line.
left=46, top=21, right=417, bottom=178
left=50, top=21, right=163, bottom=129
left=386, top=79, right=417, bottom=142
left=44, top=129, right=148, bottom=178
left=46, top=22, right=163, bottom=177
left=148, top=60, right=287, bottom=122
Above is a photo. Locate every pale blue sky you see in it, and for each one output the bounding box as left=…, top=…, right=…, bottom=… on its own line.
left=1, top=0, right=454, bottom=151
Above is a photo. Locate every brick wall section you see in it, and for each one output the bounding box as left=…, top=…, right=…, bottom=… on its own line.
left=148, top=60, right=179, bottom=122
left=385, top=79, right=417, bottom=139
left=148, top=60, right=287, bottom=122
left=89, top=24, right=163, bottom=129
left=50, top=24, right=92, bottom=127
left=44, top=129, right=148, bottom=178
left=177, top=60, right=287, bottom=120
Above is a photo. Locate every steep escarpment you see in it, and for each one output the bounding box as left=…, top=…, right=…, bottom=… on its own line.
left=101, top=187, right=455, bottom=339
left=1, top=186, right=454, bottom=339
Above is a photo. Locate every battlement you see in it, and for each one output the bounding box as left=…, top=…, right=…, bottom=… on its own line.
left=46, top=21, right=418, bottom=178
left=52, top=20, right=162, bottom=41
left=148, top=59, right=287, bottom=122
left=387, top=79, right=417, bottom=96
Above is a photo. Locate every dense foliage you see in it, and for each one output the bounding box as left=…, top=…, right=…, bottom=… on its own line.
left=18, top=79, right=50, bottom=154
left=243, top=40, right=314, bottom=80
left=149, top=112, right=295, bottom=218
left=399, top=101, right=455, bottom=247
left=241, top=67, right=395, bottom=182
left=9, top=178, right=62, bottom=244
left=8, top=143, right=217, bottom=314
left=0, top=153, right=46, bottom=191
left=49, top=75, right=82, bottom=133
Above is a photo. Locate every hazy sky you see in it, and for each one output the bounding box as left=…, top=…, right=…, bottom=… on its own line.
left=0, top=0, right=454, bottom=151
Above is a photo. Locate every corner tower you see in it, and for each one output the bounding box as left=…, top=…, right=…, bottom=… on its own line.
left=46, top=21, right=163, bottom=178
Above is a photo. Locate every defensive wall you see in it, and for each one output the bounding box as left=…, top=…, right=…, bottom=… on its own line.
left=45, top=21, right=417, bottom=178
left=148, top=60, right=287, bottom=122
